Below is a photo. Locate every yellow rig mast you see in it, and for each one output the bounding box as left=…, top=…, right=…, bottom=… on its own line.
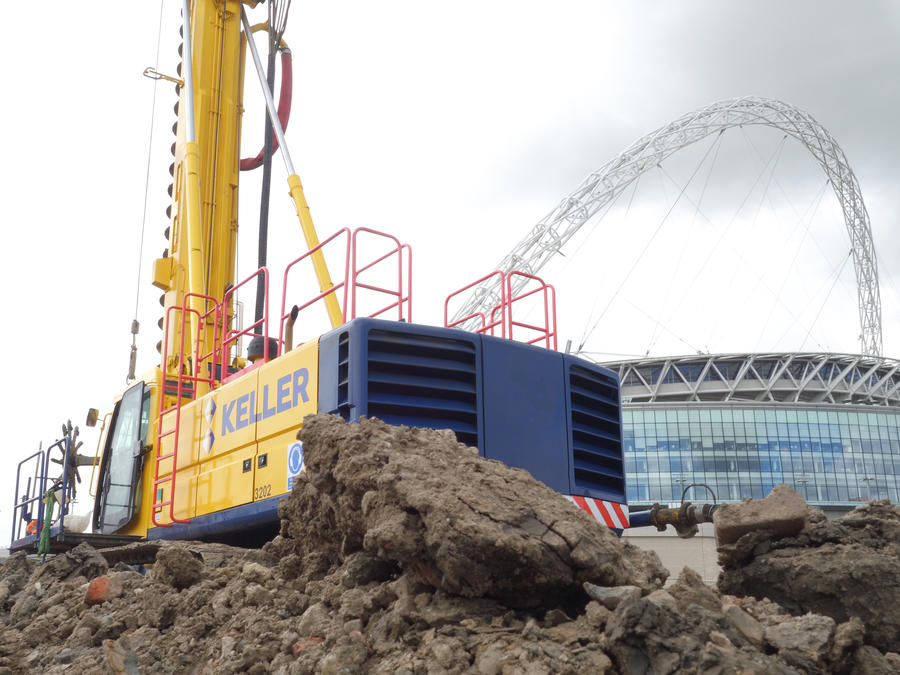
left=152, top=0, right=244, bottom=398
left=151, top=0, right=339, bottom=401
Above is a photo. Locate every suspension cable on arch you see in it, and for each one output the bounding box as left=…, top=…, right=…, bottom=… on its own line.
left=576, top=130, right=725, bottom=354
left=704, top=134, right=788, bottom=350
left=576, top=171, right=644, bottom=347
left=741, top=126, right=858, bottom=304
left=797, top=248, right=854, bottom=352
left=128, top=0, right=166, bottom=384
left=752, top=179, right=829, bottom=352
left=654, top=146, right=816, bottom=354
left=645, top=130, right=725, bottom=354
left=772, top=248, right=850, bottom=350
left=647, top=134, right=789, bottom=349
left=623, top=297, right=704, bottom=356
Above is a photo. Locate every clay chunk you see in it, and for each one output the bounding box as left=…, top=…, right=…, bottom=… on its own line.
left=713, top=484, right=807, bottom=546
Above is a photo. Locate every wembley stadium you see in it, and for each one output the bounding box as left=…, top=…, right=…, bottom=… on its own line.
left=602, top=352, right=900, bottom=510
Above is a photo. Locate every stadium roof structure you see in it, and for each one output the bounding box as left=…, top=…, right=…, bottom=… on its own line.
left=602, top=352, right=900, bottom=407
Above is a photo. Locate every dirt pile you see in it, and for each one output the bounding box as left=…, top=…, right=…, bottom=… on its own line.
left=272, top=414, right=666, bottom=606
left=718, top=490, right=900, bottom=655
left=0, top=415, right=897, bottom=673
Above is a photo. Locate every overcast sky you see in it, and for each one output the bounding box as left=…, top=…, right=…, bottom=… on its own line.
left=1, top=1, right=897, bottom=543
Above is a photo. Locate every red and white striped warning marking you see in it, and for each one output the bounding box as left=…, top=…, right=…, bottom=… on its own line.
left=565, top=496, right=629, bottom=529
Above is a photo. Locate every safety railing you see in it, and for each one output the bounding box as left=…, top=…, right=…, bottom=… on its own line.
left=10, top=436, right=74, bottom=549
left=506, top=271, right=558, bottom=350
left=223, top=268, right=271, bottom=369
left=155, top=299, right=209, bottom=526
left=152, top=228, right=413, bottom=526
left=351, top=227, right=412, bottom=322
left=281, top=228, right=351, bottom=351
left=281, top=227, right=413, bottom=350
left=444, top=270, right=558, bottom=350
left=444, top=271, right=508, bottom=338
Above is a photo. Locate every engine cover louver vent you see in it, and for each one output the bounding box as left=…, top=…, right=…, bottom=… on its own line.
left=365, top=329, right=479, bottom=448
left=569, top=364, right=626, bottom=502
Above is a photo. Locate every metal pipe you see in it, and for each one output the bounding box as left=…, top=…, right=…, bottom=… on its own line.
left=240, top=7, right=294, bottom=175
left=628, top=510, right=654, bottom=528
left=181, top=0, right=197, bottom=143
left=627, top=502, right=719, bottom=539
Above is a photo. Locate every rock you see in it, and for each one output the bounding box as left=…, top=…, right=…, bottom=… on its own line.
left=582, top=582, right=641, bottom=610
left=103, top=638, right=140, bottom=675
left=35, top=541, right=108, bottom=583
left=84, top=573, right=125, bottom=606
left=241, top=562, right=272, bottom=584
left=296, top=602, right=332, bottom=638
left=853, top=645, right=899, bottom=675
left=243, top=583, right=272, bottom=606
left=316, top=634, right=368, bottom=674
left=541, top=608, right=571, bottom=627
left=85, top=576, right=110, bottom=606
left=713, top=484, right=807, bottom=546
left=724, top=603, right=764, bottom=646
left=832, top=616, right=865, bottom=665
left=668, top=568, right=721, bottom=614
left=583, top=600, right=611, bottom=630
left=152, top=546, right=203, bottom=590
left=764, top=612, right=835, bottom=663
left=291, top=637, right=324, bottom=657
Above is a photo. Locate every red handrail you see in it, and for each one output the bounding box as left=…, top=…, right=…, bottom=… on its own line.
left=506, top=271, right=558, bottom=350
left=351, top=227, right=412, bottom=322
left=150, top=226, right=416, bottom=529
left=154, top=295, right=218, bottom=527
left=444, top=271, right=507, bottom=338
left=187, top=293, right=225, bottom=389
left=223, top=268, right=271, bottom=364
left=280, top=228, right=351, bottom=348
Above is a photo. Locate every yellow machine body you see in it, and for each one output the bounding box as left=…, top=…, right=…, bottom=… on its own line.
left=114, top=341, right=318, bottom=538
left=98, top=0, right=333, bottom=541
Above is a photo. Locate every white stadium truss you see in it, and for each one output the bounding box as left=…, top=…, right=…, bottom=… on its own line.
left=605, top=352, right=900, bottom=407
left=454, top=97, right=882, bottom=356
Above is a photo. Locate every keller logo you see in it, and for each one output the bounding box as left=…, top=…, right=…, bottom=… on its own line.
left=201, top=397, right=217, bottom=454
left=220, top=368, right=310, bottom=437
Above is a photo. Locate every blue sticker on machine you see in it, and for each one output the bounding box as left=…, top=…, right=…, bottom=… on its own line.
left=286, top=441, right=304, bottom=491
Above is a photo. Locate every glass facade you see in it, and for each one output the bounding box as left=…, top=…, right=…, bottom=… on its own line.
left=623, top=405, right=900, bottom=506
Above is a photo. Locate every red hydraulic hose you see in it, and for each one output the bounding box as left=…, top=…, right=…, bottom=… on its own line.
left=240, top=49, right=292, bottom=171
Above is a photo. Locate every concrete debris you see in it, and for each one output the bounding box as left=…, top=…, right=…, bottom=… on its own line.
left=0, top=414, right=897, bottom=673
left=713, top=483, right=808, bottom=546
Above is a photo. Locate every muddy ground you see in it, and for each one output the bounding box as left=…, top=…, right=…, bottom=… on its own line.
left=1, top=414, right=899, bottom=674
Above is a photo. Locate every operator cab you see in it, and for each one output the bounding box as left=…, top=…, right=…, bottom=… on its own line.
left=92, top=382, right=150, bottom=534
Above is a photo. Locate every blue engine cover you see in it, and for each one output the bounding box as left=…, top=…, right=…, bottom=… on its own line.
left=318, top=318, right=625, bottom=504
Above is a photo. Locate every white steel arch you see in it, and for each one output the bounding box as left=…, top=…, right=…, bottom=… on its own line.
left=455, top=97, right=882, bottom=356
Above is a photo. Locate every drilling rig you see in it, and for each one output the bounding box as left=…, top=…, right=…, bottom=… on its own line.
left=11, top=0, right=631, bottom=554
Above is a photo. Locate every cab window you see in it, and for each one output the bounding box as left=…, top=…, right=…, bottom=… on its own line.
left=94, top=382, right=149, bottom=533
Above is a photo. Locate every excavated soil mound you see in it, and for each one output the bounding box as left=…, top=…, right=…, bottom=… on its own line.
left=718, top=497, right=900, bottom=654
left=0, top=415, right=899, bottom=673
left=273, top=415, right=666, bottom=606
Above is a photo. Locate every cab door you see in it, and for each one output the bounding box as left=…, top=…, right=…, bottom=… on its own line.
left=93, top=381, right=150, bottom=533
